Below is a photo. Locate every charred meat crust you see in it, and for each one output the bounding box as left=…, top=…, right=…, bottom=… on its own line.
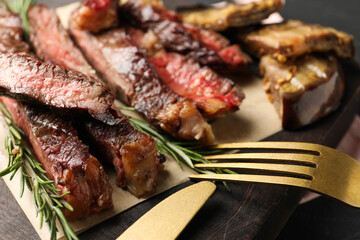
left=150, top=52, right=244, bottom=118
left=0, top=53, right=121, bottom=125
left=128, top=28, right=244, bottom=118
left=241, top=20, right=354, bottom=60
left=28, top=4, right=163, bottom=196
left=69, top=24, right=214, bottom=144
left=1, top=97, right=113, bottom=220
left=0, top=3, right=30, bottom=53
left=119, top=0, right=225, bottom=69
left=81, top=119, right=163, bottom=197
left=183, top=24, right=252, bottom=69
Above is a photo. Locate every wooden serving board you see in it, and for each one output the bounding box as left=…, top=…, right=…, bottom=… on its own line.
left=1, top=1, right=360, bottom=240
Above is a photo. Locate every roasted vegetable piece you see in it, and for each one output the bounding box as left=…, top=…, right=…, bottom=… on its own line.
left=241, top=20, right=354, bottom=61
left=260, top=54, right=345, bottom=129
left=178, top=0, right=283, bottom=31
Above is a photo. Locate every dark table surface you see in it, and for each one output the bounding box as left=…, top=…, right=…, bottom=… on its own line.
left=1, top=0, right=359, bottom=240
left=277, top=0, right=360, bottom=239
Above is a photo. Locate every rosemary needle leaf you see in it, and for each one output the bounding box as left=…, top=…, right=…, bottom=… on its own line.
left=10, top=164, right=20, bottom=180
left=50, top=191, right=70, bottom=199
left=50, top=216, right=57, bottom=240
left=0, top=165, right=13, bottom=177
left=62, top=201, right=74, bottom=212
left=118, top=106, right=136, bottom=111
left=53, top=198, right=64, bottom=208
left=11, top=123, right=25, bottom=136
left=39, top=196, right=47, bottom=211
left=5, top=117, right=11, bottom=125
left=35, top=163, right=47, bottom=173
left=0, top=102, right=12, bottom=120
left=40, top=210, right=44, bottom=229
left=35, top=176, right=54, bottom=185
left=9, top=125, right=22, bottom=140
left=53, top=207, right=79, bottom=240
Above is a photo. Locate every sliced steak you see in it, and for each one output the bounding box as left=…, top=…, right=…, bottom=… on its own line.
left=241, top=20, right=354, bottom=61
left=182, top=24, right=252, bottom=70
left=81, top=120, right=163, bottom=197
left=0, top=53, right=121, bottom=125
left=129, top=28, right=244, bottom=118
left=260, top=54, right=345, bottom=129
left=29, top=5, right=163, bottom=196
left=69, top=23, right=214, bottom=144
left=0, top=3, right=29, bottom=53
left=178, top=0, right=283, bottom=31
left=119, top=0, right=225, bottom=69
left=1, top=97, right=113, bottom=220
left=151, top=52, right=244, bottom=118
left=28, top=4, right=96, bottom=77
left=71, top=0, right=118, bottom=33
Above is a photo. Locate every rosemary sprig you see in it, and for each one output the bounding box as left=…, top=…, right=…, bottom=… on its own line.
left=126, top=115, right=237, bottom=183
left=0, top=103, right=78, bottom=240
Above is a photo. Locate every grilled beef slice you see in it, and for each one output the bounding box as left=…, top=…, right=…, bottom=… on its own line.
left=1, top=97, right=113, bottom=220
left=129, top=28, right=244, bottom=118
left=82, top=120, right=163, bottom=197
left=29, top=5, right=163, bottom=196
left=0, top=3, right=29, bottom=53
left=28, top=5, right=96, bottom=77
left=71, top=0, right=118, bottom=33
left=241, top=20, right=354, bottom=61
left=70, top=22, right=214, bottom=144
left=260, top=54, right=345, bottom=129
left=119, top=0, right=225, bottom=69
left=182, top=24, right=252, bottom=70
left=0, top=53, right=121, bottom=125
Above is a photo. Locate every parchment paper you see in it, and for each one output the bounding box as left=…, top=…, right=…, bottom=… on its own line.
left=0, top=3, right=282, bottom=239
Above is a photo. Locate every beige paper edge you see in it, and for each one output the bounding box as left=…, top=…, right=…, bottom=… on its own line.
left=0, top=2, right=282, bottom=240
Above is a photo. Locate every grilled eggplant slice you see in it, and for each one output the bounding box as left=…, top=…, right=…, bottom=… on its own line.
left=242, top=20, right=354, bottom=61
left=178, top=0, right=283, bottom=31
left=260, top=54, right=345, bottom=129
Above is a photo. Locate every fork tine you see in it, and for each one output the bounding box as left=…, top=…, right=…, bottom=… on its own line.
left=212, top=141, right=321, bottom=153
left=195, top=162, right=314, bottom=178
left=204, top=153, right=318, bottom=166
left=189, top=174, right=312, bottom=189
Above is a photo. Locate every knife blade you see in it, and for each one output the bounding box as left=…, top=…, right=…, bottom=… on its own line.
left=117, top=181, right=216, bottom=240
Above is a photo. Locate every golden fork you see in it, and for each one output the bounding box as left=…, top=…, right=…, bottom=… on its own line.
left=189, top=141, right=360, bottom=207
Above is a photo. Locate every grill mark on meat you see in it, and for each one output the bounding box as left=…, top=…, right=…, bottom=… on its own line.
left=69, top=21, right=214, bottom=144
left=182, top=24, right=252, bottom=70
left=241, top=20, right=354, bottom=61
left=28, top=5, right=97, bottom=78
left=29, top=5, right=163, bottom=196
left=119, top=0, right=225, bottom=69
left=129, top=28, right=244, bottom=118
left=0, top=3, right=29, bottom=53
left=151, top=52, right=244, bottom=118
left=0, top=53, right=122, bottom=125
left=1, top=97, right=113, bottom=220
left=81, top=120, right=163, bottom=197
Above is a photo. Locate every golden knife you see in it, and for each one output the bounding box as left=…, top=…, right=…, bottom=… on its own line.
left=117, top=181, right=216, bottom=240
